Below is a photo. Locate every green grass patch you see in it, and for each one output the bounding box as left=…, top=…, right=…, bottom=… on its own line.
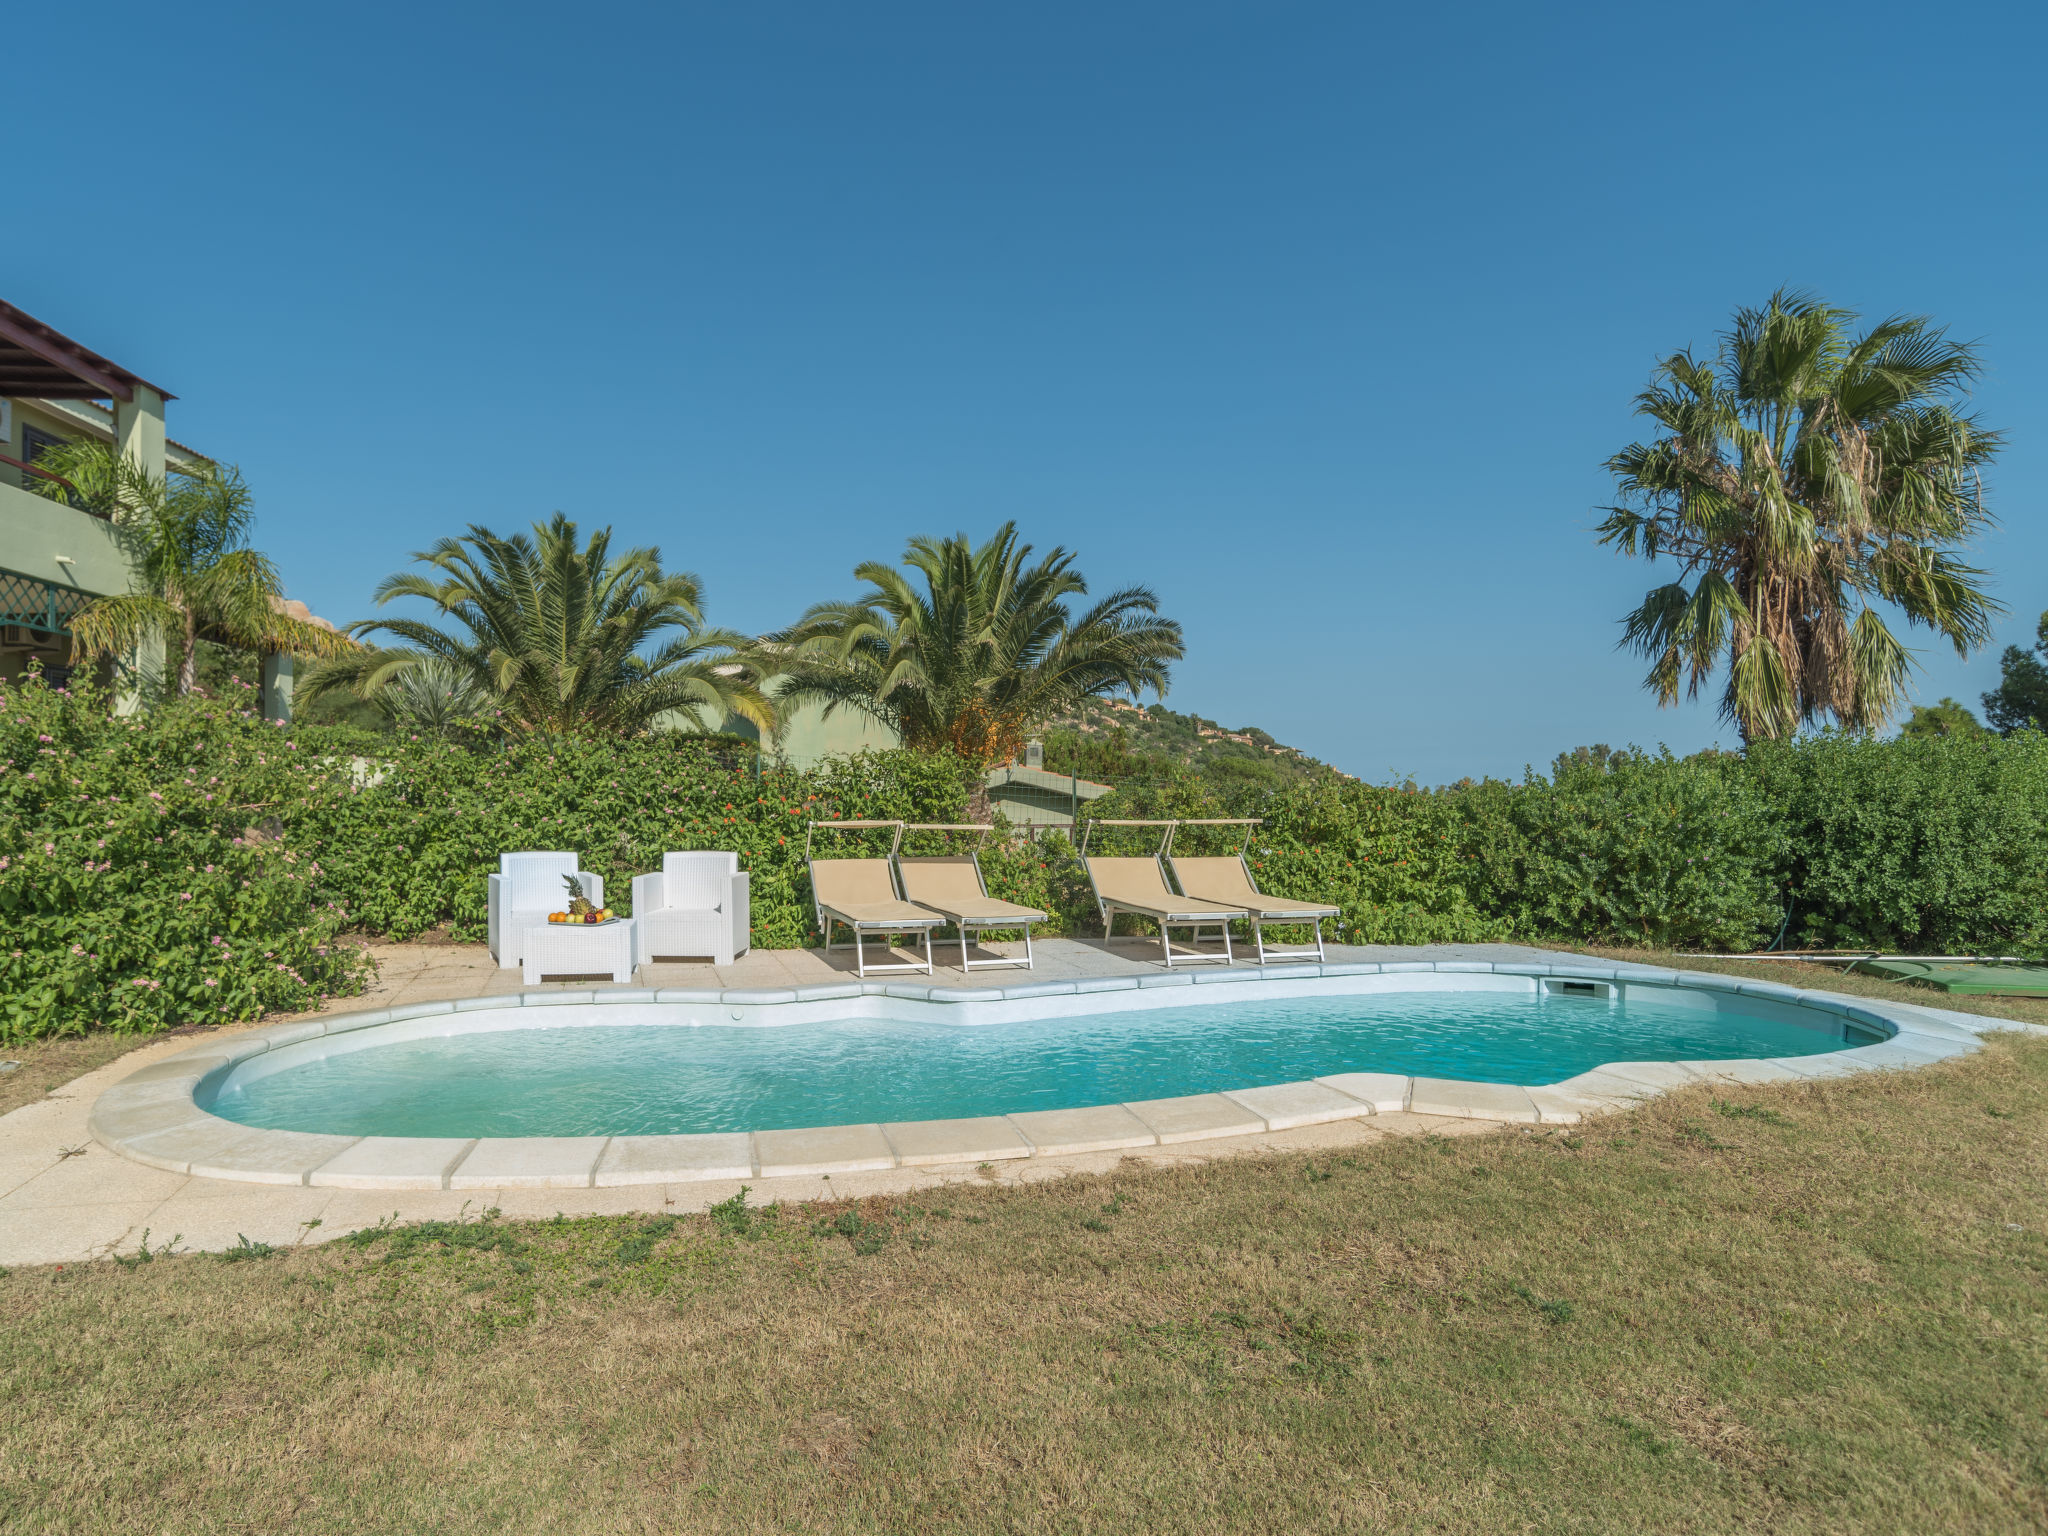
left=3, top=1022, right=2045, bottom=1532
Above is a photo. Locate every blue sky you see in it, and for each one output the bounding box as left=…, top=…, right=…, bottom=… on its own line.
left=11, top=1, right=2043, bottom=782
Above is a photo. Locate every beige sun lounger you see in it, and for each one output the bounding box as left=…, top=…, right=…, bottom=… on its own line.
left=807, top=822, right=943, bottom=978
left=1168, top=855, right=1340, bottom=965
left=1082, top=852, right=1248, bottom=968
left=897, top=835, right=1048, bottom=971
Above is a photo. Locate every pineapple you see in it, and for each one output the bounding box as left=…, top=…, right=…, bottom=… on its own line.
left=562, top=873, right=597, bottom=918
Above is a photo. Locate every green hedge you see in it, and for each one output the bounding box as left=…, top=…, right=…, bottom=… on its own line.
left=4, top=669, right=2045, bottom=1042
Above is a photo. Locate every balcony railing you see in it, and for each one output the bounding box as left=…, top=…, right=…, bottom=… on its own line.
left=0, top=453, right=104, bottom=517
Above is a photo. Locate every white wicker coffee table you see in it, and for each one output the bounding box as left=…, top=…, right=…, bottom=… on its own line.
left=521, top=919, right=637, bottom=985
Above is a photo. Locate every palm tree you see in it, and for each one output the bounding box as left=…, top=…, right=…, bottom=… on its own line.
left=32, top=440, right=355, bottom=695
left=301, top=513, right=773, bottom=737
left=772, top=523, right=1184, bottom=773
left=1600, top=291, right=2000, bottom=741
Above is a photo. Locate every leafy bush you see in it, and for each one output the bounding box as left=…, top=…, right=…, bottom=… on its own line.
left=1460, top=748, right=1784, bottom=950
left=8, top=665, right=2046, bottom=1043
left=0, top=674, right=373, bottom=1041
left=298, top=732, right=973, bottom=950
left=1748, top=731, right=2048, bottom=952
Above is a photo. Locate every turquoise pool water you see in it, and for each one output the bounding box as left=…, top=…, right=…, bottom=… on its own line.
left=206, top=990, right=1879, bottom=1138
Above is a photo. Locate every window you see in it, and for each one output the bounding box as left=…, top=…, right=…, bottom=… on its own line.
left=19, top=424, right=68, bottom=497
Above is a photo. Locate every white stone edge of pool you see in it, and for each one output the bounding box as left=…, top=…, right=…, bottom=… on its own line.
left=87, top=958, right=2017, bottom=1192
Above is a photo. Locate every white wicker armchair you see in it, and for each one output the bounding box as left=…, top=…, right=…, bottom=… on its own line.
left=631, top=851, right=750, bottom=966
left=487, top=851, right=605, bottom=970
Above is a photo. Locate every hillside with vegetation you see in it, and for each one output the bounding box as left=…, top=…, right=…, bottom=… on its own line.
left=1040, top=698, right=1345, bottom=788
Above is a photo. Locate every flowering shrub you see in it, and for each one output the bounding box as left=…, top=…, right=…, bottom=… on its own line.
left=0, top=675, right=374, bottom=1041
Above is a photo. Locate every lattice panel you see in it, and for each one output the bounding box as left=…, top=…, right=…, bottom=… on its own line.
left=0, top=568, right=90, bottom=635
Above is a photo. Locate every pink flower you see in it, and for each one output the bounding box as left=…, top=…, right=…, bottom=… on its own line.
left=203, top=978, right=217, bottom=988
left=179, top=892, right=193, bottom=901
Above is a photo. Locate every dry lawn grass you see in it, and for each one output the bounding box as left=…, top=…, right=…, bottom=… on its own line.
left=3, top=989, right=2045, bottom=1533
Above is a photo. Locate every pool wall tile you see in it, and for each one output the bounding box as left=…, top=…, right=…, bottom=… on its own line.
left=791, top=983, right=865, bottom=1003
left=723, top=988, right=800, bottom=1005
left=311, top=1137, right=478, bottom=1190
left=755, top=1123, right=896, bottom=1177
left=448, top=1136, right=609, bottom=1189
left=1073, top=977, right=1143, bottom=994
left=1316, top=962, right=1382, bottom=976
left=1007, top=1105, right=1157, bottom=1156
left=1313, top=1073, right=1411, bottom=1113
left=1124, top=1093, right=1267, bottom=1144
left=881, top=1117, right=1032, bottom=1167
left=653, top=988, right=727, bottom=1004
left=1221, top=1081, right=1373, bottom=1130
left=595, top=1134, right=754, bottom=1186
left=1135, top=973, right=1197, bottom=988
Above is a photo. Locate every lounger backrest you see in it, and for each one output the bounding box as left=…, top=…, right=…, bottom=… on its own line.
left=1169, top=856, right=1261, bottom=907
left=810, top=857, right=901, bottom=911
left=500, top=851, right=581, bottom=909
left=897, top=856, right=987, bottom=909
left=661, top=850, right=738, bottom=909
left=1086, top=855, right=1177, bottom=909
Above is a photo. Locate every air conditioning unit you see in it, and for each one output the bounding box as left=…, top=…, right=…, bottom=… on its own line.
left=1, top=625, right=31, bottom=647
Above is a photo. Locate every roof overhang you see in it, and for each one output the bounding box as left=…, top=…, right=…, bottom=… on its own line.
left=0, top=299, right=174, bottom=403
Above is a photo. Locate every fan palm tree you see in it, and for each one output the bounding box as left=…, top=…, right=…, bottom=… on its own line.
left=772, top=523, right=1184, bottom=773
left=301, top=513, right=773, bottom=737
left=1600, top=290, right=2000, bottom=742
left=31, top=440, right=356, bottom=695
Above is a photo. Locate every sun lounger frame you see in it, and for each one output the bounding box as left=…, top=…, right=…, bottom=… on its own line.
left=897, top=823, right=1045, bottom=972
left=1080, top=819, right=1243, bottom=967
left=1164, top=818, right=1339, bottom=965
left=805, top=820, right=940, bottom=978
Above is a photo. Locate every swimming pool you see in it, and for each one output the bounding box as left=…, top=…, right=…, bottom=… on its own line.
left=91, top=961, right=1983, bottom=1189
left=204, top=986, right=1882, bottom=1139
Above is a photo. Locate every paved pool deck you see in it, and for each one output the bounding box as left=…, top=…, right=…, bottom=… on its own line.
left=0, top=939, right=2016, bottom=1267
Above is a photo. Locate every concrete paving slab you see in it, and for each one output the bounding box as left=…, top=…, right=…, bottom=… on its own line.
left=310, top=1137, right=478, bottom=1190
left=1124, top=1093, right=1268, bottom=1144
left=881, top=1117, right=1032, bottom=1166
left=448, top=1136, right=608, bottom=1190
left=1006, top=1104, right=1157, bottom=1156
left=1222, top=1080, right=1376, bottom=1131
left=144, top=1186, right=336, bottom=1253
left=595, top=1134, right=754, bottom=1186
left=754, top=1123, right=896, bottom=1178
left=0, top=1151, right=189, bottom=1210
left=0, top=1202, right=162, bottom=1267
left=1314, top=1072, right=1411, bottom=1113
left=1408, top=1078, right=1541, bottom=1122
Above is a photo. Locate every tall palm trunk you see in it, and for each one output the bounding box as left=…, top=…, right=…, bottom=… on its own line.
left=178, top=605, right=199, bottom=697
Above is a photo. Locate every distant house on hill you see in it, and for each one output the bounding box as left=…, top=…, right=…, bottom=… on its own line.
left=982, top=761, right=1113, bottom=831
